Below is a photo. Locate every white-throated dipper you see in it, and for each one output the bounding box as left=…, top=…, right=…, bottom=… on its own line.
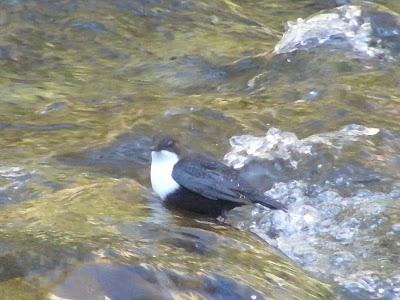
left=150, top=136, right=287, bottom=217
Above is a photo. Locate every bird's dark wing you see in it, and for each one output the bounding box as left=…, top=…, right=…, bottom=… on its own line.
left=172, top=154, right=252, bottom=204
left=172, top=154, right=287, bottom=211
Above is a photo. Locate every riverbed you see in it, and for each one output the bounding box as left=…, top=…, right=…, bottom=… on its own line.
left=0, top=0, right=399, bottom=299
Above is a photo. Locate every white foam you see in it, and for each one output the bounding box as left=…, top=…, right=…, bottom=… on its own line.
left=224, top=124, right=400, bottom=298
left=224, top=127, right=312, bottom=169
left=224, top=124, right=379, bottom=169
left=274, top=5, right=387, bottom=58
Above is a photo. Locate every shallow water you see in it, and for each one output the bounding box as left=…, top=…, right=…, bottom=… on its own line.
left=0, top=0, right=399, bottom=299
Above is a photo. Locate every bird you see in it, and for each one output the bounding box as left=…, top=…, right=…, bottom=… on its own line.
left=150, top=136, right=287, bottom=218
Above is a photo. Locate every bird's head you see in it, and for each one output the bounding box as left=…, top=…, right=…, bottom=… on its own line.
left=151, top=136, right=179, bottom=153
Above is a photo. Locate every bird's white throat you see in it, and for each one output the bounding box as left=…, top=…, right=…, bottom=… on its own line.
left=151, top=150, right=180, bottom=199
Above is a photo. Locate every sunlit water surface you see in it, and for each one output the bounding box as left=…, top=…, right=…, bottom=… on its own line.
left=0, top=0, right=400, bottom=299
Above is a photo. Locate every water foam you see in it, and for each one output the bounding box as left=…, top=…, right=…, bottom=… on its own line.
left=225, top=125, right=400, bottom=299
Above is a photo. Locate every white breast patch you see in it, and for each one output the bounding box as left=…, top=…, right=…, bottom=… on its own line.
left=150, top=150, right=180, bottom=199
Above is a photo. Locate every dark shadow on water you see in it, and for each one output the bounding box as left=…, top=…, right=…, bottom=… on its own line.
left=55, top=133, right=153, bottom=184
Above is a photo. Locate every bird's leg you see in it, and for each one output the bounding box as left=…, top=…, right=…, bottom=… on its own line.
left=216, top=209, right=227, bottom=225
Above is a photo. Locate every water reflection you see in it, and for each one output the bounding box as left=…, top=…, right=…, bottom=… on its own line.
left=0, top=0, right=399, bottom=299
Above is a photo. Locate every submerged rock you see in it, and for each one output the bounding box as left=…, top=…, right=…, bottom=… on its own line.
left=48, top=263, right=266, bottom=300
left=0, top=166, right=64, bottom=205
left=68, top=21, right=108, bottom=33
left=0, top=176, right=333, bottom=299
left=56, top=134, right=153, bottom=183
left=0, top=123, right=79, bottom=131
left=121, top=55, right=228, bottom=93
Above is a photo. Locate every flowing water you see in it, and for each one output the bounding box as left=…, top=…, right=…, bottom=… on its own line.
left=0, top=0, right=400, bottom=299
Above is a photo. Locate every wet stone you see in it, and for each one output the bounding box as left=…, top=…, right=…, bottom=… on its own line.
left=0, top=235, right=93, bottom=282
left=0, top=123, right=79, bottom=131
left=56, top=134, right=153, bottom=182
left=392, top=224, right=400, bottom=234
left=338, top=271, right=400, bottom=300
left=0, top=47, right=12, bottom=60
left=0, top=167, right=46, bottom=205
left=49, top=263, right=266, bottom=300
left=0, top=0, right=399, bottom=299
left=68, top=21, right=108, bottom=33
left=113, top=0, right=192, bottom=18
left=123, top=55, right=229, bottom=93
left=367, top=10, right=400, bottom=39
left=38, top=102, right=68, bottom=115
left=329, top=251, right=355, bottom=268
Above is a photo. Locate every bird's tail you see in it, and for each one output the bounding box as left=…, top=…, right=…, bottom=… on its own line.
left=254, top=195, right=288, bottom=212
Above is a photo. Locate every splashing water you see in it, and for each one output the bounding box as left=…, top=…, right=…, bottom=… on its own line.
left=225, top=124, right=400, bottom=299
left=224, top=124, right=379, bottom=168
left=274, top=5, right=389, bottom=58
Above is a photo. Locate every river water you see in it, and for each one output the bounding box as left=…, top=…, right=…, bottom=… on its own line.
left=0, top=0, right=399, bottom=299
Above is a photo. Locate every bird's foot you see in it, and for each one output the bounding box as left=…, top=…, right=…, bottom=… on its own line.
left=216, top=215, right=226, bottom=224
left=216, top=209, right=229, bottom=226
